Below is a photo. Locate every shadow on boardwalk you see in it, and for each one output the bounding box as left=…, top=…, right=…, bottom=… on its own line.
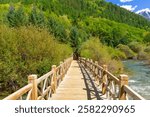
left=78, top=62, right=104, bottom=100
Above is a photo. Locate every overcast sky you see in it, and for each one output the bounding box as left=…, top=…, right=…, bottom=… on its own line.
left=106, top=0, right=150, bottom=12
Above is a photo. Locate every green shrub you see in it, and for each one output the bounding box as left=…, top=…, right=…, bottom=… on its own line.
left=108, top=59, right=123, bottom=74
left=137, top=51, right=149, bottom=60
left=143, top=32, right=150, bottom=44
left=0, top=25, right=72, bottom=93
left=107, top=46, right=126, bottom=60
left=80, top=37, right=124, bottom=73
left=144, top=46, right=150, bottom=53
left=80, top=37, right=111, bottom=65
left=117, top=44, right=136, bottom=59
left=128, top=42, right=142, bottom=53
left=6, top=6, right=27, bottom=27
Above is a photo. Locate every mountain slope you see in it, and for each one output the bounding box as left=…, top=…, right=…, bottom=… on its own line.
left=0, top=0, right=149, bottom=46
left=136, top=8, right=150, bottom=20
left=1, top=0, right=150, bottom=29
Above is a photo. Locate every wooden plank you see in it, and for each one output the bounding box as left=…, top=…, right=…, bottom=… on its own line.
left=50, top=60, right=88, bottom=100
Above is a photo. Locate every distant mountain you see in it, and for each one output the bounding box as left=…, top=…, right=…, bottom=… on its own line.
left=136, top=8, right=150, bottom=20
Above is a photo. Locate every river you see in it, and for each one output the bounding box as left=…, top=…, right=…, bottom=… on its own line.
left=123, top=60, right=150, bottom=99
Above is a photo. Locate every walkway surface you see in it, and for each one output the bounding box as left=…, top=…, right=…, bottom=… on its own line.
left=51, top=60, right=105, bottom=100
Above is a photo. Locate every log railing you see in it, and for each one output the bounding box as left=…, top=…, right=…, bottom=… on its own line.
left=79, top=57, right=145, bottom=100
left=3, top=57, right=73, bottom=100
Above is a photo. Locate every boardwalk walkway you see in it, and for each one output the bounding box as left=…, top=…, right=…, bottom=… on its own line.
left=3, top=58, right=145, bottom=100
left=51, top=60, right=104, bottom=100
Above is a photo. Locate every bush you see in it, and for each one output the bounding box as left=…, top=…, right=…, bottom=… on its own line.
left=117, top=44, right=136, bottom=59
left=144, top=46, right=150, bottom=53
left=137, top=51, right=149, bottom=60
left=29, top=7, right=45, bottom=27
left=80, top=37, right=124, bottom=73
left=107, top=46, right=126, bottom=60
left=128, top=42, right=142, bottom=53
left=80, top=37, right=111, bottom=65
left=0, top=25, right=72, bottom=93
left=143, top=32, right=150, bottom=44
left=108, top=59, right=123, bottom=74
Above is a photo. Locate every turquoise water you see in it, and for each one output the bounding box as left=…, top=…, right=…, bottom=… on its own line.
left=123, top=60, right=150, bottom=99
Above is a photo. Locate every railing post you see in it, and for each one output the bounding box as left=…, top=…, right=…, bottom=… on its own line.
left=28, top=75, right=38, bottom=100
left=79, top=57, right=81, bottom=63
left=95, top=61, right=98, bottom=81
left=60, top=61, right=64, bottom=81
left=52, top=65, right=57, bottom=93
left=87, top=58, right=89, bottom=68
left=85, top=58, right=87, bottom=68
left=90, top=59, right=93, bottom=71
left=102, top=65, right=108, bottom=95
left=119, top=74, right=128, bottom=100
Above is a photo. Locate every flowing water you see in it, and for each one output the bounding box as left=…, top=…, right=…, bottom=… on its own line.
left=123, top=60, right=150, bottom=99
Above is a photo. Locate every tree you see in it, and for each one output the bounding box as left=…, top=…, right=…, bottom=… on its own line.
left=29, top=7, right=45, bottom=27
left=47, top=15, right=68, bottom=43
left=7, top=6, right=16, bottom=27
left=70, top=27, right=80, bottom=59
left=7, top=6, right=26, bottom=27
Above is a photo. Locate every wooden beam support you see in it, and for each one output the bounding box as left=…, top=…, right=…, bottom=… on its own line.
left=119, top=74, right=128, bottom=100
left=28, top=75, right=38, bottom=100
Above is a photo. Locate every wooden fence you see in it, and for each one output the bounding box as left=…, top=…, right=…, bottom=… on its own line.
left=79, top=57, right=145, bottom=100
left=3, top=57, right=73, bottom=100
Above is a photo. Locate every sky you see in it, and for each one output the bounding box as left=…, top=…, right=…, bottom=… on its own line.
left=106, top=0, right=150, bottom=13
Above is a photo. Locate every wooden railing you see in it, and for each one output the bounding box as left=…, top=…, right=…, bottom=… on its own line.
left=3, top=57, right=73, bottom=100
left=79, top=57, right=145, bottom=100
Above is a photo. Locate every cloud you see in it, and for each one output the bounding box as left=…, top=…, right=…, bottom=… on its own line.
left=120, top=5, right=137, bottom=11
left=120, top=0, right=133, bottom=3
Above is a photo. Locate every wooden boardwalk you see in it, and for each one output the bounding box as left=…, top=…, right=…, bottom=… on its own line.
left=3, top=57, right=145, bottom=100
left=51, top=60, right=103, bottom=100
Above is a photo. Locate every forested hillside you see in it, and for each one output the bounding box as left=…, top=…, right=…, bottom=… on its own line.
left=0, top=0, right=150, bottom=97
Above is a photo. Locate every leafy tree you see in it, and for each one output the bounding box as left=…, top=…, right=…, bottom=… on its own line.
left=47, top=15, right=68, bottom=43
left=70, top=27, right=80, bottom=59
left=7, top=6, right=26, bottom=27
left=6, top=5, right=16, bottom=27
left=29, top=7, right=45, bottom=27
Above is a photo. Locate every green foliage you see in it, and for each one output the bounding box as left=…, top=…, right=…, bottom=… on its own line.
left=1, top=0, right=150, bottom=95
left=29, top=7, right=45, bottom=27
left=144, top=46, right=150, bottom=53
left=47, top=14, right=69, bottom=43
left=100, top=1, right=150, bottom=30
left=137, top=51, right=149, bottom=60
left=21, top=0, right=35, bottom=5
left=117, top=44, right=136, bottom=59
left=2, top=0, right=150, bottom=30
left=79, top=17, right=144, bottom=47
left=6, top=6, right=27, bottom=27
left=0, top=0, right=20, bottom=4
left=80, top=37, right=123, bottom=73
left=107, top=46, right=126, bottom=60
left=143, top=32, right=150, bottom=44
left=128, top=42, right=143, bottom=53
left=0, top=25, right=72, bottom=93
left=80, top=37, right=111, bottom=64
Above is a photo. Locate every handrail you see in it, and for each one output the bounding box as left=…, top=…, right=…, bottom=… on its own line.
left=79, top=57, right=145, bottom=100
left=3, top=84, right=32, bottom=100
left=3, top=57, right=73, bottom=100
left=124, top=85, right=145, bottom=100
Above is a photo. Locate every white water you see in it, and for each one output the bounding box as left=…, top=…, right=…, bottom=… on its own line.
left=123, top=60, right=150, bottom=99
